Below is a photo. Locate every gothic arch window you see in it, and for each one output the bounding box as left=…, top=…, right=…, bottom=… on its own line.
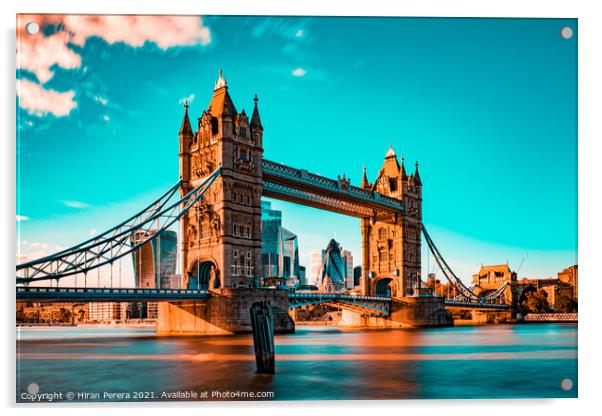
left=210, top=117, right=218, bottom=136
left=245, top=251, right=253, bottom=277
left=389, top=178, right=397, bottom=192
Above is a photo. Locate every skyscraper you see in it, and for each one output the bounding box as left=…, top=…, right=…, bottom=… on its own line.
left=353, top=266, right=362, bottom=287
left=309, top=249, right=325, bottom=286
left=261, top=200, right=301, bottom=286
left=131, top=229, right=178, bottom=288
left=342, top=248, right=354, bottom=289
left=299, top=266, right=306, bottom=286
left=312, top=239, right=355, bottom=292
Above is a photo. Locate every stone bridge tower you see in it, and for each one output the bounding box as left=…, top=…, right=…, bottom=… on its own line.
left=179, top=70, right=264, bottom=291
left=360, top=146, right=422, bottom=298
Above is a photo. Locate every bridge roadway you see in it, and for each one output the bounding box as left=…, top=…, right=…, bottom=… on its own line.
left=16, top=287, right=509, bottom=311
left=16, top=287, right=210, bottom=302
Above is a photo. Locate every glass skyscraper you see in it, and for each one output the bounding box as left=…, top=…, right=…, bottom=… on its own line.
left=261, top=200, right=301, bottom=287
left=311, top=239, right=354, bottom=292
left=130, top=229, right=178, bottom=288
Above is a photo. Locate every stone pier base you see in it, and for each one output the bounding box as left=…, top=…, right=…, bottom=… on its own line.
left=389, top=296, right=453, bottom=327
left=337, top=296, right=452, bottom=328
left=471, top=310, right=512, bottom=324
left=157, top=288, right=295, bottom=335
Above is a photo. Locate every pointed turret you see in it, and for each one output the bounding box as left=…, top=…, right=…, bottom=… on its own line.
left=414, top=161, right=422, bottom=186
left=207, top=68, right=237, bottom=118
left=179, top=101, right=193, bottom=137
left=214, top=68, right=227, bottom=90
left=361, top=164, right=370, bottom=189
left=250, top=94, right=263, bottom=130
left=400, top=155, right=408, bottom=180
left=381, top=144, right=401, bottom=178
left=178, top=101, right=193, bottom=187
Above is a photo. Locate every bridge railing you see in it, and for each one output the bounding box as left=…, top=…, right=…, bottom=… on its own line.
left=16, top=287, right=209, bottom=295
left=444, top=299, right=509, bottom=309
left=523, top=313, right=578, bottom=321
left=288, top=293, right=391, bottom=302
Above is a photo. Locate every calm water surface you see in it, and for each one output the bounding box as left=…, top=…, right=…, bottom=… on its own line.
left=16, top=324, right=577, bottom=401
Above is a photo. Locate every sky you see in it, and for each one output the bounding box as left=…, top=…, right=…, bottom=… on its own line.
left=16, top=15, right=577, bottom=286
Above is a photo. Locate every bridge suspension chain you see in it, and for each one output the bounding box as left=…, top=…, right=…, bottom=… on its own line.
left=422, top=226, right=508, bottom=304
left=422, top=226, right=479, bottom=302
left=16, top=168, right=222, bottom=284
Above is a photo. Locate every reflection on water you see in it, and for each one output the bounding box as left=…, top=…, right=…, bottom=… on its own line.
left=16, top=324, right=577, bottom=401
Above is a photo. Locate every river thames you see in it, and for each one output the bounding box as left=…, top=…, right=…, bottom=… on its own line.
left=16, top=323, right=577, bottom=402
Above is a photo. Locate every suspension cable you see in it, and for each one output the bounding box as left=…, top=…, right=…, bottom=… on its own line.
left=17, top=168, right=221, bottom=284
left=422, top=226, right=479, bottom=301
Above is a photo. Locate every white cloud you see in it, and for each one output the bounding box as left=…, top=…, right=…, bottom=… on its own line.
left=60, top=200, right=91, bottom=209
left=17, top=78, right=77, bottom=117
left=179, top=94, right=195, bottom=105
left=295, top=29, right=304, bottom=38
left=94, top=96, right=108, bottom=105
left=17, top=15, right=212, bottom=117
left=292, top=68, right=306, bottom=77
left=102, top=115, right=110, bottom=122
left=88, top=228, right=98, bottom=237
left=17, top=240, right=64, bottom=265
left=16, top=215, right=29, bottom=222
left=62, top=15, right=211, bottom=49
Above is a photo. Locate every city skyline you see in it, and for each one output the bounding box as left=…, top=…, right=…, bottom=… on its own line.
left=17, top=16, right=577, bottom=284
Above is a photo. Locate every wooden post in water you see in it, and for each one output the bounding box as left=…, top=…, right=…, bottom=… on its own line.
left=250, top=300, right=275, bottom=374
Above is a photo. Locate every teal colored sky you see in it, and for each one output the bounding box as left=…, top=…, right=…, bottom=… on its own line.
left=17, top=16, right=577, bottom=284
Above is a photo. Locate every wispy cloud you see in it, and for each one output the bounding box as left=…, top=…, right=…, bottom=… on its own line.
left=17, top=78, right=76, bottom=117
left=102, top=115, right=110, bottom=122
left=292, top=68, right=307, bottom=77
left=60, top=200, right=91, bottom=209
left=17, top=240, right=64, bottom=265
left=250, top=17, right=312, bottom=42
left=16, top=215, right=29, bottom=222
left=94, top=96, right=108, bottom=106
left=88, top=228, right=98, bottom=237
left=179, top=94, right=196, bottom=105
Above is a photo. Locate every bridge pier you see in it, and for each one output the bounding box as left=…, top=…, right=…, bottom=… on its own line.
left=334, top=296, right=452, bottom=328
left=470, top=310, right=512, bottom=324
left=157, top=289, right=295, bottom=335
left=389, top=296, right=452, bottom=327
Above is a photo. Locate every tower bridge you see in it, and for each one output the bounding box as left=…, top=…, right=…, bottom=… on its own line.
left=16, top=70, right=512, bottom=333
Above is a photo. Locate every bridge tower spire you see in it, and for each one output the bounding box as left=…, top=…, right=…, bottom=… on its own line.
left=361, top=164, right=370, bottom=189
left=413, top=161, right=422, bottom=187
left=250, top=94, right=263, bottom=134
left=179, top=100, right=194, bottom=189
left=179, top=70, right=264, bottom=292
left=360, top=146, right=422, bottom=297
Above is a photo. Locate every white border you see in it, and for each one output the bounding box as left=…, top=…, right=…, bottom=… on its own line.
left=2, top=1, right=600, bottom=415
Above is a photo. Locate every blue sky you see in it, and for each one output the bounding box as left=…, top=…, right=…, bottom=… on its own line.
left=17, top=16, right=577, bottom=285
